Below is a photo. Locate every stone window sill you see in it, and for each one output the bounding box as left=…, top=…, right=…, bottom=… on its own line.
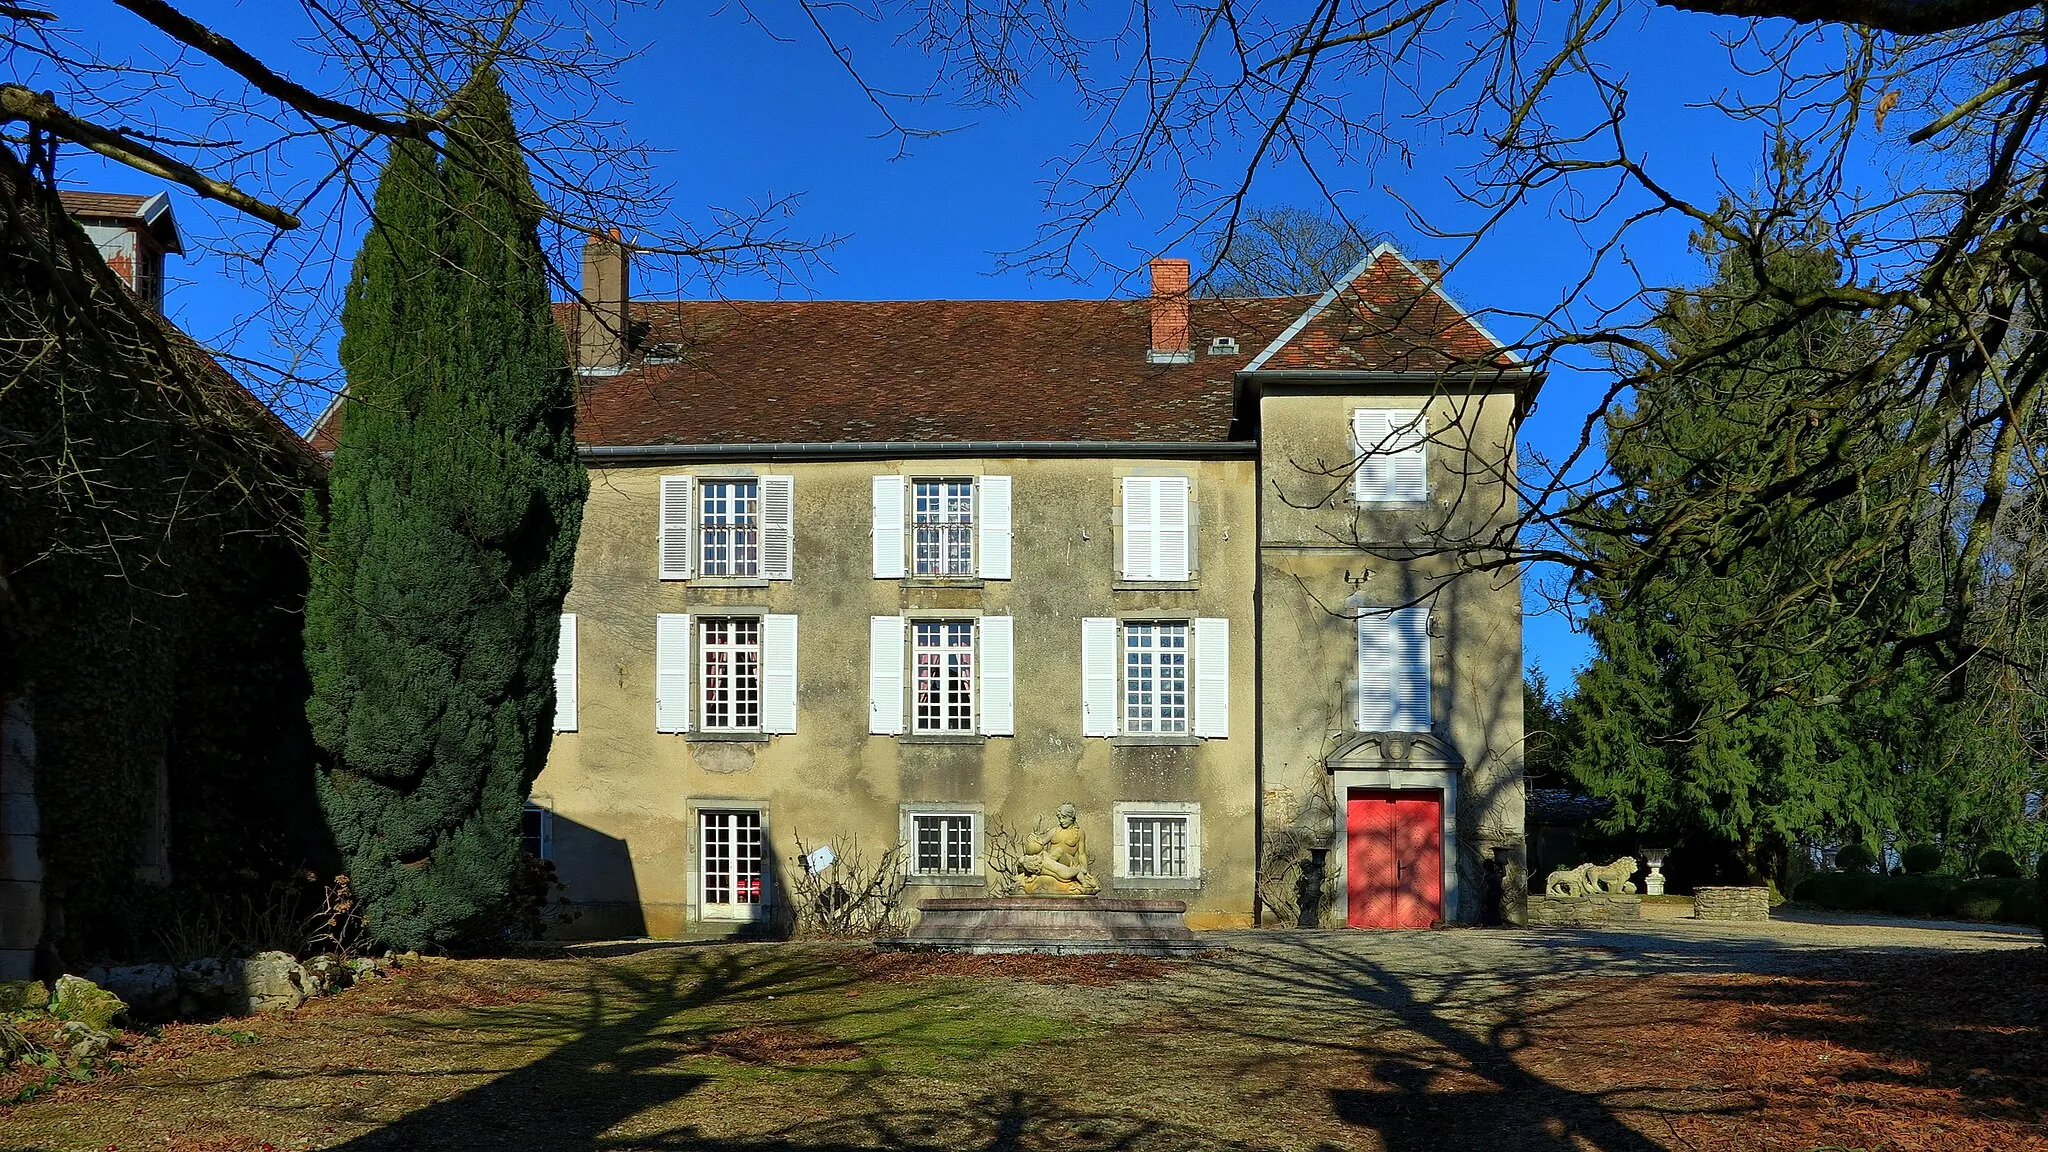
left=1111, top=875, right=1203, bottom=891
left=900, top=733, right=986, bottom=746
left=903, top=577, right=985, bottom=589
left=688, top=731, right=772, bottom=743
left=1111, top=735, right=1201, bottom=748
left=1111, top=580, right=1200, bottom=592
left=904, top=874, right=987, bottom=887
left=689, top=577, right=772, bottom=589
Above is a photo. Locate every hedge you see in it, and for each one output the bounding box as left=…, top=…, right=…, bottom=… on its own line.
left=1792, top=872, right=2041, bottom=925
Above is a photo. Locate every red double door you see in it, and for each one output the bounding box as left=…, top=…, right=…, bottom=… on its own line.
left=1345, top=788, right=1443, bottom=928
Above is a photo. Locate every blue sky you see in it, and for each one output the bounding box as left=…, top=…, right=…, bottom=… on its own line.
left=54, top=1, right=1870, bottom=681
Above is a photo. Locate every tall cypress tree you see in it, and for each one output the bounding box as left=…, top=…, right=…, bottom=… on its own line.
left=307, top=73, right=587, bottom=950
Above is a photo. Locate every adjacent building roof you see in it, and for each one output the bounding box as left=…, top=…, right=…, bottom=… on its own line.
left=307, top=244, right=1520, bottom=454
left=56, top=189, right=184, bottom=254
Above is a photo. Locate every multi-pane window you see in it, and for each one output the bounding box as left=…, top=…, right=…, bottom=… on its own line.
left=520, top=804, right=552, bottom=860
left=1126, top=815, right=1190, bottom=879
left=700, top=480, right=760, bottom=576
left=912, top=813, right=977, bottom=876
left=913, top=621, right=975, bottom=733
left=1123, top=622, right=1190, bottom=734
left=701, top=809, right=765, bottom=914
left=701, top=617, right=762, bottom=731
left=913, top=480, right=975, bottom=577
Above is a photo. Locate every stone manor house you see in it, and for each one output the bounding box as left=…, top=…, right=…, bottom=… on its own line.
left=316, top=238, right=1528, bottom=934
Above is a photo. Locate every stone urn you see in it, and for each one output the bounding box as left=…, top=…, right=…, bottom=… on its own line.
left=1641, top=849, right=1669, bottom=896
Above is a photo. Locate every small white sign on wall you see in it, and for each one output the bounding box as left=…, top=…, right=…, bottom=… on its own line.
left=803, top=845, right=837, bottom=874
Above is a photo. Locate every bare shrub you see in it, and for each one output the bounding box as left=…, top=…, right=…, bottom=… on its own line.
left=787, top=833, right=909, bottom=938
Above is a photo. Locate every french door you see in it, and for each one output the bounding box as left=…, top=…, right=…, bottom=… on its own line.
left=1345, top=788, right=1443, bottom=929
left=700, top=809, right=768, bottom=921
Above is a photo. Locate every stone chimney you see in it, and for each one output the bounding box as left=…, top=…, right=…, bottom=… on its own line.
left=579, top=229, right=631, bottom=370
left=1147, top=257, right=1193, bottom=364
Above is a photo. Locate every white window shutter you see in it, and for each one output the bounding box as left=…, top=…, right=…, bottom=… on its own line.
left=1395, top=605, right=1432, bottom=731
left=978, top=616, right=1015, bottom=736
left=978, top=476, right=1012, bottom=580
left=553, top=613, right=578, bottom=732
left=761, top=476, right=795, bottom=580
left=1357, top=610, right=1395, bottom=731
left=868, top=616, right=905, bottom=735
left=872, top=476, right=905, bottom=579
left=1354, top=409, right=1427, bottom=502
left=1081, top=617, right=1119, bottom=737
left=762, top=614, right=799, bottom=733
left=1352, top=410, right=1390, bottom=502
left=1192, top=617, right=1229, bottom=739
left=1389, top=411, right=1428, bottom=501
left=1121, top=477, right=1157, bottom=580
left=1157, top=477, right=1191, bottom=580
left=655, top=613, right=691, bottom=733
left=659, top=475, right=694, bottom=580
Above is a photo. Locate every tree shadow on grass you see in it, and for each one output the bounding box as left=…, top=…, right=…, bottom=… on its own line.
left=1181, top=934, right=1765, bottom=1152
left=309, top=947, right=879, bottom=1151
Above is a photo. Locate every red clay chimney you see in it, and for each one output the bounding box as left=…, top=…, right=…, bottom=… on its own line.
left=1147, top=257, right=1193, bottom=363
left=579, top=229, right=631, bottom=370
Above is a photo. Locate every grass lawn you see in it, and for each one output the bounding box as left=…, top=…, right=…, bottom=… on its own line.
left=1, top=939, right=2043, bottom=1151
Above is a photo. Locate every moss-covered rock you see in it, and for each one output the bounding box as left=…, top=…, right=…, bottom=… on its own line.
left=0, top=980, right=48, bottom=1013
left=50, top=974, right=124, bottom=1031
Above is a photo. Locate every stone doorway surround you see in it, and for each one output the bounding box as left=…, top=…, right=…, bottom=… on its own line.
left=1325, top=732, right=1461, bottom=926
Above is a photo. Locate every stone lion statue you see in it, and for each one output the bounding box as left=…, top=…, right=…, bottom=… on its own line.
left=1544, top=856, right=1638, bottom=898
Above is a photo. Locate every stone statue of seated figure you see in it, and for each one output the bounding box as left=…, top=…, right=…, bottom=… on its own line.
left=1015, top=804, right=1101, bottom=896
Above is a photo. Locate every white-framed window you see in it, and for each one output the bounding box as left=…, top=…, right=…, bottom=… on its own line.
left=872, top=475, right=1011, bottom=580
left=1120, top=475, right=1193, bottom=581
left=1351, top=409, right=1429, bottom=503
left=1112, top=802, right=1203, bottom=884
left=869, top=616, right=1013, bottom=737
left=913, top=480, right=975, bottom=577
left=657, top=614, right=796, bottom=735
left=911, top=812, right=978, bottom=877
left=701, top=617, right=762, bottom=731
left=1082, top=618, right=1229, bottom=739
left=1122, top=621, right=1190, bottom=734
left=700, top=479, right=760, bottom=577
left=1357, top=605, right=1431, bottom=732
left=699, top=808, right=768, bottom=921
left=521, top=804, right=554, bottom=861
left=658, top=474, right=795, bottom=580
left=912, top=620, right=975, bottom=733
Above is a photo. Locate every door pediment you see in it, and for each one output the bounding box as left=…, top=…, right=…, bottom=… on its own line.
left=1325, top=731, right=1463, bottom=772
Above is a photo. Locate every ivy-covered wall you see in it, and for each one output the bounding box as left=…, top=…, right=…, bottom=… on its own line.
left=0, top=152, right=331, bottom=968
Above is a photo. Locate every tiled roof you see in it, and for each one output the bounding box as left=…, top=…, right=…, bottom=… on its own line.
left=569, top=296, right=1307, bottom=448
left=1247, top=248, right=1518, bottom=373
left=306, top=250, right=1517, bottom=453
left=56, top=190, right=155, bottom=219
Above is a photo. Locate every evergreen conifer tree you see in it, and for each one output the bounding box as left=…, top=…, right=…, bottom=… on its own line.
left=1565, top=205, right=1932, bottom=886
left=306, top=72, right=587, bottom=950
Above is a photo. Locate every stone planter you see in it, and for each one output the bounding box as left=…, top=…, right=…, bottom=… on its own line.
left=1693, top=886, right=1770, bottom=922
